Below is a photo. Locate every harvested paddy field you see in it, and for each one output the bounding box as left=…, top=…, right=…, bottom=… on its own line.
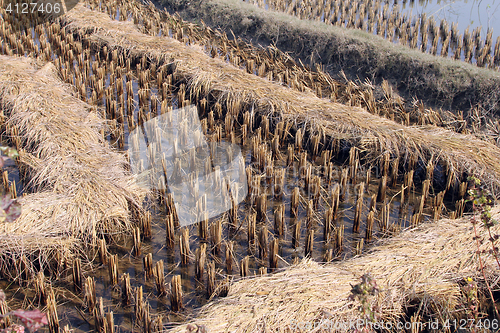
left=0, top=0, right=499, bottom=332
left=168, top=212, right=500, bottom=332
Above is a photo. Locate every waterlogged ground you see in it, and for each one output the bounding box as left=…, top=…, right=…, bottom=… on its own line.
left=398, top=0, right=499, bottom=42
left=1, top=122, right=445, bottom=332
left=254, top=0, right=500, bottom=62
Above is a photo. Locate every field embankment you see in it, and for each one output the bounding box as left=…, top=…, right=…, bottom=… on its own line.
left=159, top=0, right=500, bottom=116
left=0, top=55, right=146, bottom=279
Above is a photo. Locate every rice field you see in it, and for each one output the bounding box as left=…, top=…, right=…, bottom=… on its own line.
left=243, top=0, right=500, bottom=69
left=0, top=0, right=499, bottom=332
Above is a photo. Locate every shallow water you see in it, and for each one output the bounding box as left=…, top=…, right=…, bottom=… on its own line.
left=257, top=0, right=499, bottom=65
left=46, top=151, right=431, bottom=332
left=1, top=137, right=436, bottom=332
left=398, top=0, right=499, bottom=42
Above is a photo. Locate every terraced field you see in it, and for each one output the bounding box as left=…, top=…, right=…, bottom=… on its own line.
left=0, top=0, right=499, bottom=331
left=162, top=0, right=500, bottom=116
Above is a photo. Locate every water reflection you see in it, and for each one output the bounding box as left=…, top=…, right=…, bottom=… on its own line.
left=398, top=0, right=499, bottom=42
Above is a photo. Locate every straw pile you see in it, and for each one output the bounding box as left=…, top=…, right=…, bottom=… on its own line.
left=167, top=209, right=500, bottom=332
left=64, top=4, right=500, bottom=191
left=0, top=55, right=147, bottom=279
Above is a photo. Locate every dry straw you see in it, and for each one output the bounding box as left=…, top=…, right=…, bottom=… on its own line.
left=64, top=4, right=500, bottom=192
left=0, top=55, right=147, bottom=279
left=167, top=209, right=500, bottom=332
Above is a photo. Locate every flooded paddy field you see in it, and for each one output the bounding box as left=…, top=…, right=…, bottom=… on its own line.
left=397, top=0, right=499, bottom=42
left=0, top=0, right=499, bottom=331
left=241, top=0, right=500, bottom=67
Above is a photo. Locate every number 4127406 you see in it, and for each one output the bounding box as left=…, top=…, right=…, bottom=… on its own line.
left=444, top=319, right=499, bottom=330
left=5, top=2, right=61, bottom=14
